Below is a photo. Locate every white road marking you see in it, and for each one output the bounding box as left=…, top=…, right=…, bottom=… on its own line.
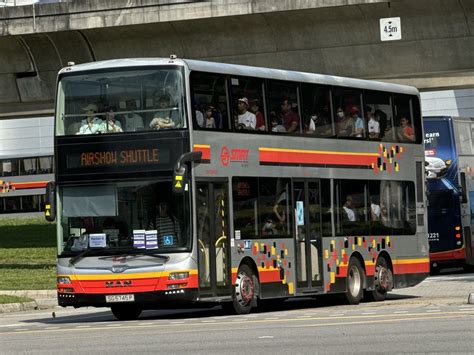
left=106, top=323, right=122, bottom=327
left=362, top=312, right=376, bottom=315
left=393, top=311, right=409, bottom=314
left=426, top=309, right=441, bottom=313
left=329, top=313, right=345, bottom=317
left=258, top=336, right=274, bottom=339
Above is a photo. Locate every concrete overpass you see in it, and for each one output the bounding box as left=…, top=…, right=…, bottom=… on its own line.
left=0, top=0, right=473, bottom=117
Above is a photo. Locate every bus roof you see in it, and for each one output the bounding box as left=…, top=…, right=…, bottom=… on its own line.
left=59, top=57, right=419, bottom=96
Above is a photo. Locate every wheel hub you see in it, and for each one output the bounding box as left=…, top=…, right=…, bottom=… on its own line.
left=235, top=273, right=254, bottom=305
left=375, top=265, right=393, bottom=292
left=348, top=265, right=361, bottom=296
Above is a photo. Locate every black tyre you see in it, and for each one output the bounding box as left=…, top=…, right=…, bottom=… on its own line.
left=111, top=305, right=142, bottom=320
left=366, top=257, right=392, bottom=302
left=232, top=264, right=257, bottom=314
left=345, top=257, right=365, bottom=305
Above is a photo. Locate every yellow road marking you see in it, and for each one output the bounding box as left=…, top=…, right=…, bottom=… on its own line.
left=1, top=310, right=472, bottom=336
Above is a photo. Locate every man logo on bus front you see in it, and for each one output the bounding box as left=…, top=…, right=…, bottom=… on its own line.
left=220, top=146, right=230, bottom=166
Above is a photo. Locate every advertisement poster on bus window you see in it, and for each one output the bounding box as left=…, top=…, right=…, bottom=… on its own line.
left=424, top=117, right=459, bottom=191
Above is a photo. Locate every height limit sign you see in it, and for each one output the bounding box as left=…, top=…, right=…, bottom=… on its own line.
left=380, top=17, right=401, bottom=41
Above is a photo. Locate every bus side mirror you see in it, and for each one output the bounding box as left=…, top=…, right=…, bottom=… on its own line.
left=45, top=181, right=56, bottom=222
left=173, top=151, right=202, bottom=195
left=460, top=172, right=468, bottom=203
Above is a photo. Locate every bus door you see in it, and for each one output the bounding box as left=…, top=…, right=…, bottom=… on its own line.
left=293, top=180, right=323, bottom=291
left=196, top=181, right=231, bottom=297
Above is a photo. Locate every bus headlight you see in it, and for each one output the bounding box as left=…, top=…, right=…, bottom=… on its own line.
left=168, top=272, right=189, bottom=280
left=57, top=276, right=71, bottom=284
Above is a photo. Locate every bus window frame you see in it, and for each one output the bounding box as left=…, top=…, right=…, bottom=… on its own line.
left=190, top=70, right=231, bottom=132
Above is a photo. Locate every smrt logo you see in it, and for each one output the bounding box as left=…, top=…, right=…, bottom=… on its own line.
left=220, top=146, right=249, bottom=166
left=220, top=146, right=230, bottom=166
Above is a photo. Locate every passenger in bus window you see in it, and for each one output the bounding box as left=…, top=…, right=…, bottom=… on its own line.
left=204, top=105, right=216, bottom=129
left=367, top=106, right=380, bottom=139
left=124, top=99, right=145, bottom=132
left=374, top=109, right=388, bottom=139
left=370, top=197, right=381, bottom=221
left=342, top=195, right=356, bottom=222
left=307, top=113, right=331, bottom=136
left=262, top=217, right=278, bottom=235
left=398, top=116, right=415, bottom=142
left=194, top=99, right=204, bottom=128
left=270, top=111, right=286, bottom=132
left=349, top=106, right=364, bottom=138
left=148, top=201, right=180, bottom=246
left=249, top=99, right=265, bottom=131
left=149, top=93, right=177, bottom=130
left=236, top=97, right=256, bottom=130
left=101, top=106, right=123, bottom=133
left=77, top=103, right=103, bottom=135
left=281, top=98, right=299, bottom=133
left=336, top=107, right=353, bottom=137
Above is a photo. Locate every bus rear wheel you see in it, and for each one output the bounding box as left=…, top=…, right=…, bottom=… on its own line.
left=233, top=264, right=257, bottom=314
left=345, top=258, right=365, bottom=305
left=366, top=257, right=392, bottom=302
left=110, top=305, right=142, bottom=320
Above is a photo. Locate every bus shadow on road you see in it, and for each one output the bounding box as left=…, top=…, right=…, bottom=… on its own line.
left=23, top=293, right=423, bottom=325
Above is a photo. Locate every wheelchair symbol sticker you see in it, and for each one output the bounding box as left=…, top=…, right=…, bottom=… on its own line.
left=163, top=235, right=174, bottom=246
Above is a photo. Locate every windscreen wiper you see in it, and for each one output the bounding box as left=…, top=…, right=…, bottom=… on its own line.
left=69, top=249, right=100, bottom=265
left=98, top=252, right=170, bottom=261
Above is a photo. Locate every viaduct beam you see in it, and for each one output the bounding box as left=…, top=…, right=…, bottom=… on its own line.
left=0, top=0, right=473, bottom=116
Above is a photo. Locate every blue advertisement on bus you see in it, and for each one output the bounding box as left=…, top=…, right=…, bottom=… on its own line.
left=424, top=117, right=461, bottom=254
left=424, top=117, right=458, bottom=189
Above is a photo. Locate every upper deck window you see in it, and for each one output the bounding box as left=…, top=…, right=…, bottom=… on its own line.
left=56, top=68, right=186, bottom=136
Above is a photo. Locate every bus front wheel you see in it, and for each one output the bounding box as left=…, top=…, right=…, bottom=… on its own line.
left=110, top=305, right=142, bottom=320
left=233, top=264, right=257, bottom=314
left=345, top=258, right=365, bottom=305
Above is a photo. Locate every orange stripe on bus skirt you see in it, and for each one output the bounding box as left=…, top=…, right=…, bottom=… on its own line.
left=336, top=258, right=430, bottom=278
left=259, top=147, right=378, bottom=167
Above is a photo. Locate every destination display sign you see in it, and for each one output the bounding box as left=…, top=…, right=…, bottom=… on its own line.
left=70, top=148, right=161, bottom=168
left=56, top=133, right=188, bottom=183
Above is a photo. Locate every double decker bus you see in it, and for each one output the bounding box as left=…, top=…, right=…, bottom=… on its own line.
left=424, top=116, right=474, bottom=273
left=47, top=57, right=429, bottom=320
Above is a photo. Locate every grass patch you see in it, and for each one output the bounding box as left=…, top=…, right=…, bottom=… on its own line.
left=0, top=218, right=56, bottom=290
left=0, top=294, right=34, bottom=304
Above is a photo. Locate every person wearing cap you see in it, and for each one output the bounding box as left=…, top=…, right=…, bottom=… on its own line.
left=124, top=99, right=144, bottom=132
left=77, top=103, right=103, bottom=135
left=349, top=106, right=365, bottom=138
left=100, top=105, right=123, bottom=133
left=236, top=97, right=256, bottom=130
left=149, top=93, right=178, bottom=130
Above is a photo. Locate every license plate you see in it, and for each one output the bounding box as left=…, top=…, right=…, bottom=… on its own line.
left=105, top=294, right=135, bottom=303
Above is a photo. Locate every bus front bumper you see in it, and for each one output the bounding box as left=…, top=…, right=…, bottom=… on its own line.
left=58, top=288, right=199, bottom=308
